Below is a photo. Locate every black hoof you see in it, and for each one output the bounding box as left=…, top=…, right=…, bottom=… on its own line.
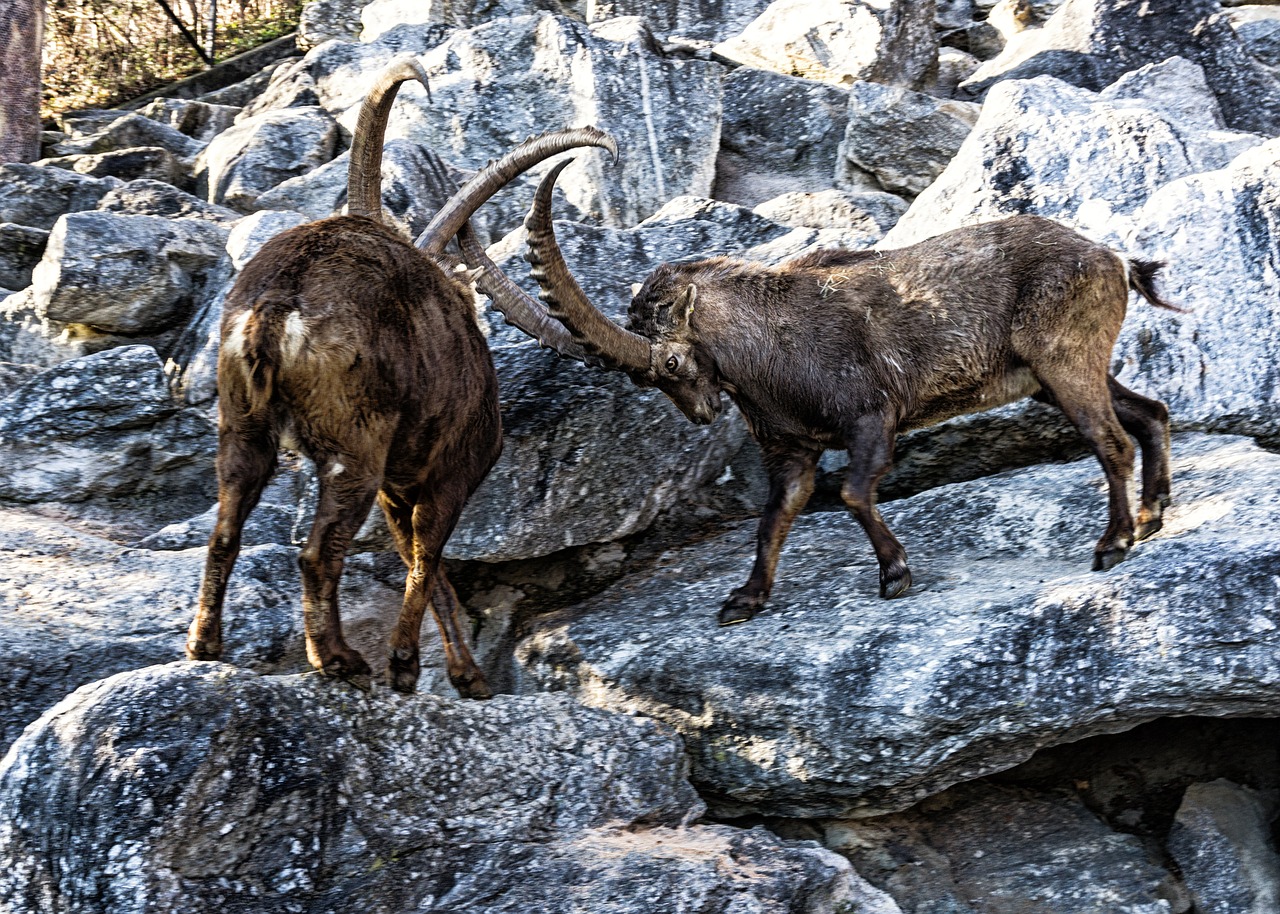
left=450, top=668, right=493, bottom=701
left=321, top=651, right=372, bottom=682
left=879, top=564, right=912, bottom=600
left=1092, top=547, right=1129, bottom=571
left=719, top=591, right=764, bottom=626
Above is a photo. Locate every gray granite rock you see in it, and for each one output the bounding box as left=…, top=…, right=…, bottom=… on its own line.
left=827, top=782, right=1186, bottom=914
left=959, top=0, right=1280, bottom=136
left=591, top=0, right=767, bottom=42
left=47, top=112, right=204, bottom=160
left=195, top=106, right=340, bottom=212
left=752, top=189, right=907, bottom=240
left=29, top=211, right=230, bottom=335
left=836, top=80, right=980, bottom=196
left=95, top=179, right=240, bottom=223
left=0, top=662, right=860, bottom=914
left=714, top=0, right=939, bottom=90
left=714, top=66, right=851, bottom=207
left=0, top=346, right=215, bottom=505
left=1167, top=780, right=1280, bottom=914
left=36, top=146, right=192, bottom=189
left=0, top=224, right=49, bottom=291
left=135, top=97, right=242, bottom=145
left=513, top=434, right=1280, bottom=818
left=0, top=165, right=120, bottom=231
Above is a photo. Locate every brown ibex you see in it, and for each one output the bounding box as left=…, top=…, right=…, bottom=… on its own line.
left=186, top=57, right=617, bottom=692
left=465, top=159, right=1181, bottom=625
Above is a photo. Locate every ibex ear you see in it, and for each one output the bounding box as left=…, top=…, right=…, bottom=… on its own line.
left=672, top=284, right=697, bottom=328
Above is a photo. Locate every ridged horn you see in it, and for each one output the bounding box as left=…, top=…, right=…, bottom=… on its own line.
left=525, top=159, right=653, bottom=374
left=347, top=55, right=431, bottom=222
left=416, top=127, right=619, bottom=257
left=456, top=220, right=588, bottom=361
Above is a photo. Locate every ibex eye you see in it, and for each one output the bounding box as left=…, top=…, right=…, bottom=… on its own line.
left=665, top=356, right=680, bottom=373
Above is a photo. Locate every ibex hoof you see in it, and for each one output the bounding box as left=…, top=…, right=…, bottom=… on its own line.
left=1135, top=513, right=1164, bottom=542
left=320, top=650, right=372, bottom=682
left=387, top=647, right=421, bottom=695
left=1092, top=546, right=1129, bottom=572
left=879, top=564, right=912, bottom=600
left=185, top=638, right=222, bottom=661
left=450, top=668, right=493, bottom=701
left=718, top=591, right=764, bottom=626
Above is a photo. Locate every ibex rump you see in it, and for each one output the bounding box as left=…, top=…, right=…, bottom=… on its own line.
left=466, top=157, right=1180, bottom=625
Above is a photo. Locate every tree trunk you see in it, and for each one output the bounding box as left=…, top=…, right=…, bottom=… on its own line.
left=0, top=0, right=46, bottom=164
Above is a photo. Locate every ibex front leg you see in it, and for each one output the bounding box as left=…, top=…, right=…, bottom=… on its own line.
left=720, top=441, right=820, bottom=625
left=842, top=414, right=910, bottom=599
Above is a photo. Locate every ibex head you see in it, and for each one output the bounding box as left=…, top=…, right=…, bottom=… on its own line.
left=465, top=156, right=723, bottom=425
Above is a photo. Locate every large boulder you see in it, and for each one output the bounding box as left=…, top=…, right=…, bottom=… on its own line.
left=713, top=66, right=851, bottom=207
left=135, top=98, right=242, bottom=145
left=0, top=662, right=865, bottom=914
left=304, top=14, right=722, bottom=229
left=959, top=0, right=1280, bottom=136
left=0, top=166, right=120, bottom=230
left=36, top=147, right=192, bottom=189
left=513, top=434, right=1280, bottom=818
left=29, top=211, right=230, bottom=335
left=195, top=106, right=340, bottom=212
left=590, top=0, right=769, bottom=42
left=836, top=80, right=980, bottom=196
left=0, top=224, right=49, bottom=291
left=0, top=346, right=214, bottom=507
left=47, top=112, right=204, bottom=161
left=714, top=0, right=939, bottom=90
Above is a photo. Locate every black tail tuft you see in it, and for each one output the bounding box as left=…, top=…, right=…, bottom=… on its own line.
left=1128, top=259, right=1187, bottom=313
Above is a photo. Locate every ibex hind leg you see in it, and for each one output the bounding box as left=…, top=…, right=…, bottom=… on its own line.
left=1036, top=371, right=1137, bottom=571
left=1108, top=376, right=1171, bottom=541
left=386, top=481, right=491, bottom=697
left=299, top=462, right=380, bottom=683
left=840, top=414, right=910, bottom=599
left=188, top=421, right=278, bottom=661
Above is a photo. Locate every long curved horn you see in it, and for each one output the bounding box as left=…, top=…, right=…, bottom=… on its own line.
left=456, top=221, right=588, bottom=361
left=416, top=127, right=618, bottom=257
left=524, top=159, right=653, bottom=374
left=347, top=55, right=431, bottom=222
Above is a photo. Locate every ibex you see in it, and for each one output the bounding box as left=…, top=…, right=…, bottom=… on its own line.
left=465, top=158, right=1180, bottom=625
left=186, top=57, right=617, bottom=693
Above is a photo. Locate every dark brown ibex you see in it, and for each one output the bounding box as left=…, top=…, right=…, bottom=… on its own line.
left=186, top=57, right=617, bottom=692
left=465, top=159, right=1181, bottom=625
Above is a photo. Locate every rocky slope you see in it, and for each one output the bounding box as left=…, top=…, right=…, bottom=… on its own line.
left=3, top=1, right=1280, bottom=912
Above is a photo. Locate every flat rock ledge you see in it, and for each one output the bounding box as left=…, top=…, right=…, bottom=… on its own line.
left=0, top=662, right=871, bottom=914
left=513, top=433, right=1280, bottom=818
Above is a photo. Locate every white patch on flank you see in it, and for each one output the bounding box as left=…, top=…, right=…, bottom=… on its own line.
left=328, top=462, right=345, bottom=477
left=222, top=311, right=252, bottom=357
left=282, top=311, right=306, bottom=359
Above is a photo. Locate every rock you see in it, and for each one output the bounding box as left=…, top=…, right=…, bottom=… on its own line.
left=58, top=109, right=129, bottom=139
left=235, top=56, right=325, bottom=121
left=298, top=0, right=365, bottom=47
left=0, top=662, right=858, bottom=913
left=934, top=46, right=982, bottom=96
left=197, top=57, right=302, bottom=108
left=36, top=146, right=192, bottom=189
left=714, top=0, right=939, bottom=90
left=0, top=346, right=214, bottom=506
left=360, top=0, right=583, bottom=40
left=135, top=98, right=242, bottom=145
left=826, top=782, right=1186, bottom=913
left=255, top=140, right=464, bottom=240
left=47, top=112, right=204, bottom=160
left=195, top=107, right=340, bottom=212
left=0, top=164, right=120, bottom=231
left=1236, top=15, right=1280, bottom=67
left=590, top=0, right=768, bottom=42
left=713, top=66, right=852, bottom=207
left=309, top=14, right=723, bottom=229
left=1167, top=780, right=1280, bottom=914
left=936, top=0, right=975, bottom=29
left=1117, top=138, right=1280, bottom=440
left=0, top=224, right=49, bottom=291
left=884, top=66, right=1262, bottom=250
left=95, top=179, right=240, bottom=223
left=752, top=189, right=907, bottom=242
left=513, top=434, right=1280, bottom=818
left=29, top=211, right=230, bottom=335
left=959, top=0, right=1280, bottom=136
left=836, top=80, right=980, bottom=196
